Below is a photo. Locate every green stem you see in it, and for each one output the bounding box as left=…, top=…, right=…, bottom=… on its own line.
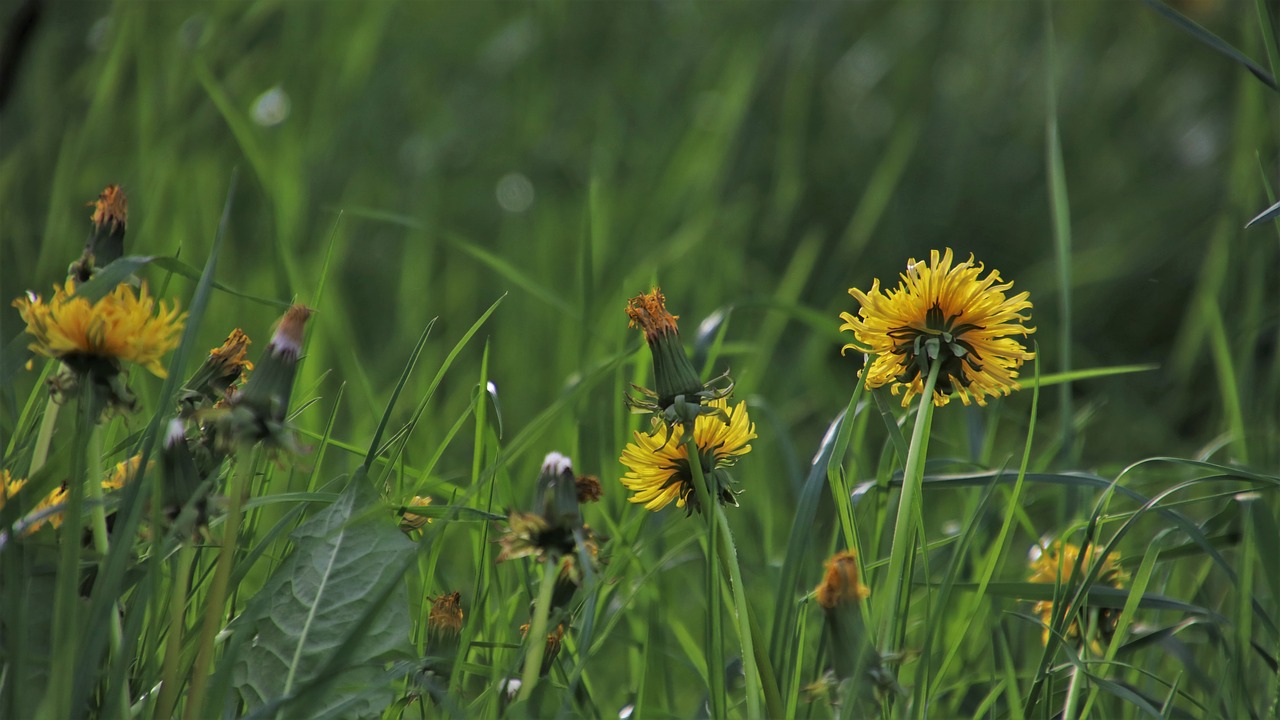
left=1061, top=662, right=1084, bottom=720
left=684, top=433, right=726, bottom=719
left=81, top=426, right=130, bottom=720
left=39, top=382, right=95, bottom=720
left=28, top=394, right=60, bottom=476
left=517, top=554, right=559, bottom=702
left=155, top=544, right=195, bottom=720
left=184, top=447, right=254, bottom=719
left=878, top=361, right=942, bottom=656
left=714, top=505, right=774, bottom=719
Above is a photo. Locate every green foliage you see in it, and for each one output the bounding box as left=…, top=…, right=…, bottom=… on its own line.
left=1, top=1, right=1279, bottom=718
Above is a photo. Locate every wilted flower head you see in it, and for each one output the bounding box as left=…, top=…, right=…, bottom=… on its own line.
left=70, top=185, right=129, bottom=281
left=1028, top=539, right=1128, bottom=648
left=815, top=550, right=871, bottom=611
left=519, top=622, right=566, bottom=676
left=180, top=328, right=253, bottom=410
left=840, top=249, right=1034, bottom=407
left=199, top=305, right=312, bottom=455
left=624, top=288, right=733, bottom=429
left=575, top=475, right=602, bottom=504
left=428, top=591, right=465, bottom=640
left=618, top=397, right=755, bottom=514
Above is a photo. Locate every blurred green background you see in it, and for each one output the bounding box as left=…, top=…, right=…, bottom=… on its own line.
left=2, top=0, right=1275, bottom=484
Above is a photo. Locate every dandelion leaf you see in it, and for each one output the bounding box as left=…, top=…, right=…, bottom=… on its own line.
left=231, top=477, right=414, bottom=719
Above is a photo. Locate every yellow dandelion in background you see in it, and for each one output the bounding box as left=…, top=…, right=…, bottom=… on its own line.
left=815, top=550, right=871, bottom=611
left=619, top=397, right=755, bottom=513
left=12, top=279, right=185, bottom=378
left=103, top=455, right=147, bottom=491
left=399, top=495, right=433, bottom=532
left=1, top=471, right=67, bottom=533
left=839, top=248, right=1034, bottom=407
left=1028, top=540, right=1128, bottom=647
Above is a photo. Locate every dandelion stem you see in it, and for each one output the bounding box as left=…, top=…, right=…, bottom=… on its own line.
left=155, top=543, right=195, bottom=720
left=517, top=554, right=558, bottom=701
left=1062, top=662, right=1084, bottom=720
left=684, top=432, right=726, bottom=719
left=42, top=382, right=96, bottom=720
left=879, top=360, right=941, bottom=657
left=185, top=446, right=255, bottom=719
left=715, top=504, right=775, bottom=719
left=82, top=425, right=130, bottom=720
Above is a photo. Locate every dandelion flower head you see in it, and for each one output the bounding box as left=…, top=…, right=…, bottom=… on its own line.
left=840, top=248, right=1033, bottom=407
left=618, top=397, right=755, bottom=513
left=12, top=279, right=185, bottom=378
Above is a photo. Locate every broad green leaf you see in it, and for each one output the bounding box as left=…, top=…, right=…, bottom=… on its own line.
left=231, top=478, right=414, bottom=719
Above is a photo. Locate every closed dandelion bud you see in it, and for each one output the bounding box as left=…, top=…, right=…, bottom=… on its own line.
left=535, top=452, right=581, bottom=530
left=236, top=305, right=312, bottom=422
left=624, top=288, right=734, bottom=429
left=161, top=418, right=210, bottom=540
left=70, top=185, right=128, bottom=281
left=815, top=550, right=874, bottom=683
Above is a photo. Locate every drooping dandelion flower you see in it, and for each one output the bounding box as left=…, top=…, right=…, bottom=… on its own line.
left=839, top=248, right=1034, bottom=407
left=1028, top=539, right=1128, bottom=648
left=619, top=397, right=755, bottom=513
left=13, top=279, right=185, bottom=379
left=181, top=328, right=254, bottom=410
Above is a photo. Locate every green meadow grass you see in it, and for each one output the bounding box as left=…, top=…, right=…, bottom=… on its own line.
left=1, top=1, right=1278, bottom=718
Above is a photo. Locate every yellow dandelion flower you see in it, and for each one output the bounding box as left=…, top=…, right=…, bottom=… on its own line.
left=1029, top=540, right=1128, bottom=647
left=815, top=550, right=871, bottom=611
left=1, top=471, right=67, bottom=533
left=12, top=279, right=185, bottom=378
left=839, top=248, right=1034, bottom=407
left=619, top=397, right=755, bottom=513
left=399, top=495, right=433, bottom=532
left=103, top=455, right=147, bottom=491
